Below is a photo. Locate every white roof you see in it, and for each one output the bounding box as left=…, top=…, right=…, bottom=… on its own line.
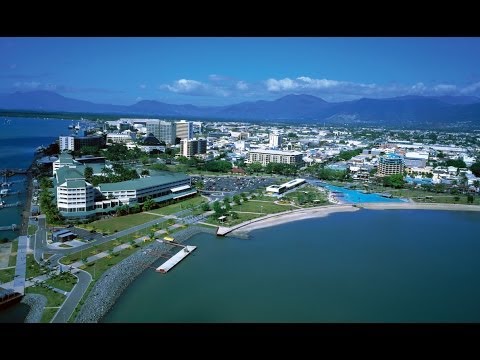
left=249, top=149, right=302, bottom=156
left=171, top=185, right=191, bottom=193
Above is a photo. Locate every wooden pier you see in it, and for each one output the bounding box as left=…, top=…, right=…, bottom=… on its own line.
left=156, top=246, right=197, bottom=273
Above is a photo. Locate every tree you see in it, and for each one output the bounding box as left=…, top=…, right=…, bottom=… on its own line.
left=142, top=198, right=156, bottom=211
left=382, top=174, right=405, bottom=189
left=212, top=201, right=223, bottom=215
left=233, top=194, right=241, bottom=205
left=230, top=212, right=239, bottom=219
left=470, top=162, right=480, bottom=177
left=141, top=169, right=150, bottom=176
left=445, top=159, right=467, bottom=169
left=84, top=166, right=93, bottom=183
left=467, top=194, right=474, bottom=203
left=247, top=162, right=263, bottom=174
left=201, top=203, right=210, bottom=211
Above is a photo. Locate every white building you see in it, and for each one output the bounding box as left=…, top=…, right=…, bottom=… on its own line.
left=107, top=133, right=133, bottom=144
left=176, top=120, right=193, bottom=140
left=269, top=133, right=282, bottom=148
left=247, top=149, right=303, bottom=166
left=59, top=136, right=75, bottom=151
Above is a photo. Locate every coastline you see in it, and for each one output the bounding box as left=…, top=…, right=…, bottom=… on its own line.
left=76, top=225, right=216, bottom=323
left=230, top=204, right=359, bottom=235
left=230, top=201, right=480, bottom=235
left=19, top=170, right=34, bottom=237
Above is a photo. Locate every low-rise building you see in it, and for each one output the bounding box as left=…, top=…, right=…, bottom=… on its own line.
left=247, top=149, right=303, bottom=166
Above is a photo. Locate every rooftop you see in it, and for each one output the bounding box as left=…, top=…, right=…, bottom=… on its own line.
left=249, top=149, right=302, bottom=156
left=98, top=172, right=189, bottom=192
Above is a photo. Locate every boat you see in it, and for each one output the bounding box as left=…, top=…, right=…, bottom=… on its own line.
left=0, top=189, right=9, bottom=196
left=35, top=145, right=46, bottom=153
left=0, top=289, right=23, bottom=310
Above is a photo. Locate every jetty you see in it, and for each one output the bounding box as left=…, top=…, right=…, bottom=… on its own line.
left=156, top=245, right=196, bottom=273
left=0, top=224, right=18, bottom=231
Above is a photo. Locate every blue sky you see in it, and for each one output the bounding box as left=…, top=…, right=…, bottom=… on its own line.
left=1, top=37, right=480, bottom=105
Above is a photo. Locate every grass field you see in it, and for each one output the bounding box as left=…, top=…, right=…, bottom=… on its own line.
left=149, top=196, right=206, bottom=215
left=0, top=267, right=15, bottom=283
left=26, top=254, right=47, bottom=278
left=80, top=212, right=159, bottom=234
left=28, top=224, right=37, bottom=236
left=81, top=241, right=151, bottom=280
left=233, top=200, right=289, bottom=214
left=206, top=212, right=260, bottom=227
left=45, top=272, right=77, bottom=292
left=60, top=228, right=153, bottom=265
left=26, top=286, right=66, bottom=323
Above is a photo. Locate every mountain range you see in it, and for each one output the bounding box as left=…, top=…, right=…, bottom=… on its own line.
left=1, top=90, right=480, bottom=127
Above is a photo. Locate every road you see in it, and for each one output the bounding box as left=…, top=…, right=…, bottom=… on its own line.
left=29, top=195, right=214, bottom=322
left=51, top=267, right=91, bottom=323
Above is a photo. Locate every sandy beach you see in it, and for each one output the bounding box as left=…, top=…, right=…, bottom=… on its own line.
left=228, top=202, right=480, bottom=236
left=229, top=205, right=359, bottom=235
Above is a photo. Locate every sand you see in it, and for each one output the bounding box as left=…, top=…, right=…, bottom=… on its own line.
left=229, top=202, right=480, bottom=235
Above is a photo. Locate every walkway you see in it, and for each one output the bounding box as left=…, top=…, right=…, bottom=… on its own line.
left=12, top=235, right=28, bottom=295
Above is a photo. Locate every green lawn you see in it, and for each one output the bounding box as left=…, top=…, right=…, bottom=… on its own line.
left=60, top=228, right=152, bottom=265
left=41, top=308, right=60, bottom=323
left=233, top=200, right=289, bottom=214
left=149, top=196, right=206, bottom=216
left=206, top=212, right=260, bottom=227
left=26, top=285, right=66, bottom=323
left=81, top=241, right=152, bottom=280
left=8, top=239, right=18, bottom=267
left=80, top=212, right=159, bottom=234
left=284, top=185, right=329, bottom=207
left=28, top=224, right=37, bottom=236
left=0, top=267, right=15, bottom=283
left=26, top=254, right=47, bottom=278
left=45, top=272, right=77, bottom=292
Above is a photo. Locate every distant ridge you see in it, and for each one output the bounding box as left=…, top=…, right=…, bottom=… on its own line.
left=1, top=90, right=480, bottom=127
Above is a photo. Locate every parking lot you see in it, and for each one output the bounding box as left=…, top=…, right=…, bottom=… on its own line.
left=191, top=175, right=279, bottom=196
left=49, top=226, right=105, bottom=243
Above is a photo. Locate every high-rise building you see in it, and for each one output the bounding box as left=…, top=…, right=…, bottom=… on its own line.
left=146, top=120, right=176, bottom=144
left=377, top=153, right=404, bottom=176
left=180, top=139, right=207, bottom=158
left=176, top=120, right=193, bottom=140
left=269, top=133, right=282, bottom=148
left=59, top=136, right=75, bottom=151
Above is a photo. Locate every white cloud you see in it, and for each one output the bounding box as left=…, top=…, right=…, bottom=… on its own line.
left=460, top=81, right=480, bottom=94
left=9, top=64, right=16, bottom=69
left=236, top=81, right=248, bottom=91
left=139, top=84, right=147, bottom=89
left=160, top=79, right=230, bottom=97
left=209, top=74, right=229, bottom=82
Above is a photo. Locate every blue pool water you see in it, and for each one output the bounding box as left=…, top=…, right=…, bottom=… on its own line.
left=322, top=183, right=407, bottom=203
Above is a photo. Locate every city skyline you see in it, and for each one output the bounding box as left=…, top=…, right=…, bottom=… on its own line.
left=1, top=37, right=480, bottom=106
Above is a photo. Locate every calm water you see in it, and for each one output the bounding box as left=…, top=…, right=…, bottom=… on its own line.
left=0, top=302, right=30, bottom=323
left=322, top=183, right=407, bottom=203
left=0, top=117, right=73, bottom=239
left=103, top=209, right=480, bottom=323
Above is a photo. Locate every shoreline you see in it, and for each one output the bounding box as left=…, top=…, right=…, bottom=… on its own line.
left=75, top=225, right=216, bottom=323
left=230, top=202, right=480, bottom=235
